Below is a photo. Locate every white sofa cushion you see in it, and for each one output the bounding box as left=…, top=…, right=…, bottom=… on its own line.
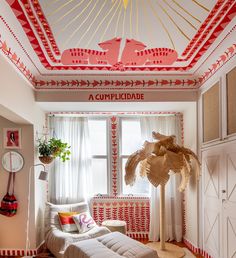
left=45, top=202, right=89, bottom=234
left=64, top=232, right=159, bottom=258
left=44, top=202, right=110, bottom=258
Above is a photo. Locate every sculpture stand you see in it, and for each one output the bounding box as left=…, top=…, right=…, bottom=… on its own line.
left=147, top=184, right=185, bottom=258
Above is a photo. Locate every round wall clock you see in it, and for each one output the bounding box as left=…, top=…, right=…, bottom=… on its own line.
left=2, top=151, right=24, bottom=172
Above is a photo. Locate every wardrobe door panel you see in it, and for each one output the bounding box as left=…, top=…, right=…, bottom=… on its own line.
left=202, top=151, right=222, bottom=258
left=226, top=67, right=236, bottom=136
left=203, top=82, right=220, bottom=143
left=223, top=148, right=236, bottom=258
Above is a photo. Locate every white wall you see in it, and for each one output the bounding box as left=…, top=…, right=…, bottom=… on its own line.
left=0, top=50, right=199, bottom=250
left=0, top=117, right=34, bottom=249
left=0, top=54, right=46, bottom=251
left=181, top=104, right=199, bottom=247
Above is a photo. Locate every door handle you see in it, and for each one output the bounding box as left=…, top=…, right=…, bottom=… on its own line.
left=221, top=190, right=227, bottom=204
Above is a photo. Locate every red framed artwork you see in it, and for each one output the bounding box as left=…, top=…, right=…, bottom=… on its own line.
left=3, top=128, right=21, bottom=149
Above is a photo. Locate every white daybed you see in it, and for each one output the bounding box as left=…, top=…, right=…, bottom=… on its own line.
left=44, top=202, right=110, bottom=258
left=64, top=231, right=159, bottom=258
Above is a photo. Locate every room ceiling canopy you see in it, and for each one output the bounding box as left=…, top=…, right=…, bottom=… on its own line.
left=0, top=0, right=236, bottom=90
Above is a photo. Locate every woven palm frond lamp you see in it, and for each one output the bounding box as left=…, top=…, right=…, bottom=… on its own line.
left=125, top=132, right=200, bottom=258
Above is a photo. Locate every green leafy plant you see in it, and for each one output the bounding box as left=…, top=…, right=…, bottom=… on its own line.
left=37, top=137, right=71, bottom=162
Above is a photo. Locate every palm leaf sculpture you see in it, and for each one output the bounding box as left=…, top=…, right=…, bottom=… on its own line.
left=125, top=131, right=200, bottom=256
left=125, top=131, right=200, bottom=191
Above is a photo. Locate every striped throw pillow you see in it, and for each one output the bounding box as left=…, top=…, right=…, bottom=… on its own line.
left=58, top=212, right=79, bottom=232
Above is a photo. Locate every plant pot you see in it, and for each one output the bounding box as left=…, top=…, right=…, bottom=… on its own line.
left=39, top=156, right=54, bottom=164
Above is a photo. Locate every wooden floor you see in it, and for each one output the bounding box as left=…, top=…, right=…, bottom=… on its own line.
left=0, top=240, right=204, bottom=258
left=139, top=239, right=203, bottom=258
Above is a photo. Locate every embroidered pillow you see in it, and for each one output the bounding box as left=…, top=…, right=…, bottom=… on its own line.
left=73, top=212, right=96, bottom=233
left=58, top=212, right=79, bottom=232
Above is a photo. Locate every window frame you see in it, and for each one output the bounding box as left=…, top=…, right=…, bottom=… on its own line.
left=88, top=117, right=110, bottom=196
left=119, top=117, right=150, bottom=197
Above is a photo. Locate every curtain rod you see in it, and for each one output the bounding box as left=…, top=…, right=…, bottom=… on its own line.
left=47, top=111, right=182, bottom=117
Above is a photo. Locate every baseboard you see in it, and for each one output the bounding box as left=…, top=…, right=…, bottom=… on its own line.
left=183, top=238, right=213, bottom=258
left=183, top=238, right=200, bottom=254
left=127, top=232, right=149, bottom=239
left=0, top=241, right=45, bottom=256
left=0, top=249, right=37, bottom=256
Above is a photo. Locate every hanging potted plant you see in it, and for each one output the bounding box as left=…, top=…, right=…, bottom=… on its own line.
left=37, top=138, right=71, bottom=164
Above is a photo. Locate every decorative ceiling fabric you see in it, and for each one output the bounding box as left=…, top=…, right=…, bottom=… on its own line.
left=0, top=0, right=235, bottom=88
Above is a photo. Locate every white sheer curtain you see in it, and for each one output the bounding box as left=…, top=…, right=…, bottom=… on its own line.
left=49, top=116, right=93, bottom=204
left=140, top=115, right=183, bottom=242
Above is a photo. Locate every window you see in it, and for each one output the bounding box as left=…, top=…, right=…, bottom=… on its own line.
left=88, top=118, right=108, bottom=195
left=88, top=116, right=150, bottom=196
left=120, top=118, right=150, bottom=195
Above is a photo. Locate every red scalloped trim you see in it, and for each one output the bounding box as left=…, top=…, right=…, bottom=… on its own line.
left=0, top=249, right=37, bottom=256
left=34, top=39, right=236, bottom=89
left=92, top=198, right=150, bottom=237
left=1, top=26, right=235, bottom=90
left=199, top=43, right=236, bottom=85
left=6, top=0, right=51, bottom=69
left=181, top=0, right=227, bottom=57
left=110, top=116, right=118, bottom=196
left=34, top=78, right=199, bottom=89
left=185, top=2, right=236, bottom=69
left=31, top=0, right=60, bottom=56
left=180, top=0, right=235, bottom=61
left=0, top=35, right=34, bottom=82
left=183, top=238, right=215, bottom=257
left=0, top=15, right=40, bottom=73
left=20, top=0, right=60, bottom=63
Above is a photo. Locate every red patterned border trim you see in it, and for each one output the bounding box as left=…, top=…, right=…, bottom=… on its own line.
left=93, top=196, right=149, bottom=200
left=127, top=233, right=149, bottom=239
left=199, top=43, right=236, bottom=86
left=21, top=0, right=60, bottom=63
left=180, top=112, right=186, bottom=236
left=31, top=0, right=60, bottom=56
left=200, top=250, right=214, bottom=258
left=6, top=0, right=51, bottom=69
left=181, top=0, right=227, bottom=57
left=194, top=24, right=236, bottom=75
left=49, top=111, right=183, bottom=116
left=110, top=116, right=118, bottom=196
left=183, top=238, right=214, bottom=258
left=0, top=35, right=34, bottom=82
left=0, top=249, right=37, bottom=256
left=36, top=42, right=236, bottom=89
left=180, top=113, right=184, bottom=145
left=34, top=79, right=199, bottom=89
left=0, top=15, right=40, bottom=73
left=183, top=238, right=200, bottom=254
left=2, top=17, right=235, bottom=91
left=186, top=2, right=236, bottom=69
left=92, top=198, right=150, bottom=238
